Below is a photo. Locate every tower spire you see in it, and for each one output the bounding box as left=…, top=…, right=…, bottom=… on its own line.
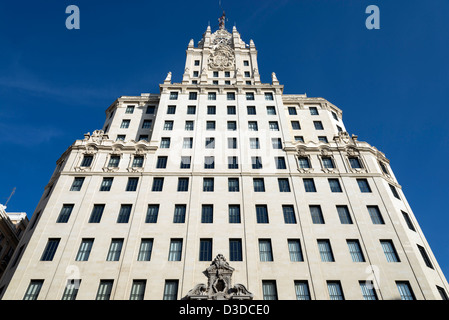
left=218, top=10, right=226, bottom=30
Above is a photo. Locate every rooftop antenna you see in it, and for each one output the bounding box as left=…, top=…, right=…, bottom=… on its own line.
left=5, top=187, right=16, bottom=206
left=218, top=0, right=227, bottom=29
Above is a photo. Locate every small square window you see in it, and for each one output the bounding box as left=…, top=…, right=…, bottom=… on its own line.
left=227, top=93, right=235, bottom=101
left=291, top=121, right=301, bottom=130
left=206, top=121, right=215, bottom=130
left=125, top=106, right=135, bottom=114
left=314, top=121, right=324, bottom=130
left=120, top=120, right=130, bottom=129
left=189, top=92, right=197, bottom=100
left=318, top=136, right=328, bottom=143
left=194, top=60, right=200, bottom=66
left=146, top=106, right=155, bottom=114
left=264, top=92, right=274, bottom=101
left=169, top=92, right=178, bottom=100
left=247, top=106, right=256, bottom=115
left=246, top=92, right=255, bottom=100
left=213, top=71, right=219, bottom=77
left=142, top=120, right=152, bottom=129
left=225, top=71, right=230, bottom=77
left=244, top=71, right=251, bottom=78
left=208, top=92, right=216, bottom=100
left=266, top=106, right=276, bottom=115
left=288, top=107, right=297, bottom=115
left=187, top=105, right=196, bottom=114
left=309, top=107, right=319, bottom=115
left=167, top=106, right=176, bottom=114
left=207, top=105, right=216, bottom=115
left=243, top=60, right=249, bottom=66
left=227, top=121, right=237, bottom=131
left=227, top=105, right=236, bottom=114
left=185, top=121, right=194, bottom=131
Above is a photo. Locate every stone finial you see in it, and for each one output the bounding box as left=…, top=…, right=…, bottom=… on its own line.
left=188, top=39, right=194, bottom=48
left=164, top=71, right=172, bottom=84
left=272, top=72, right=279, bottom=85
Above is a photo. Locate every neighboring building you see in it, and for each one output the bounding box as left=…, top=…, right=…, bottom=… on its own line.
left=1, top=17, right=448, bottom=301
left=0, top=204, right=28, bottom=280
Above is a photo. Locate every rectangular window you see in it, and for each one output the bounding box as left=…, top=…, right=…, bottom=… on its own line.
left=23, top=280, right=44, bottom=300
left=437, top=286, right=449, bottom=300
left=145, top=205, right=159, bottom=223
left=272, top=138, right=282, bottom=149
left=89, top=204, right=105, bottom=223
left=187, top=106, right=196, bottom=115
left=253, top=178, right=265, bottom=192
left=100, top=177, right=113, bottom=191
left=247, top=106, right=256, bottom=115
left=327, top=281, right=344, bottom=300
left=132, top=156, right=144, bottom=168
left=129, top=280, right=146, bottom=300
left=248, top=121, right=258, bottom=131
left=349, top=157, right=362, bottom=169
left=318, top=239, right=334, bottom=262
left=106, top=239, right=123, bottom=261
left=177, top=178, right=189, bottom=192
left=62, top=279, right=81, bottom=300
left=288, top=107, right=297, bottom=115
left=108, top=155, right=120, bottom=167
left=227, top=121, right=237, bottom=131
left=228, top=137, right=237, bottom=149
left=264, top=92, right=274, bottom=100
left=168, top=239, right=183, bottom=261
left=269, top=121, right=279, bottom=131
left=246, top=92, right=254, bottom=100
left=357, top=179, right=372, bottom=193
left=322, top=157, right=334, bottom=169
left=76, top=239, right=94, bottom=261
left=173, top=205, right=186, bottom=223
left=309, top=106, right=319, bottom=115
left=205, top=137, right=215, bottom=149
left=183, top=137, right=193, bottom=149
left=206, top=121, right=215, bottom=130
left=163, top=121, right=173, bottom=130
left=228, top=156, right=238, bottom=169
left=288, top=239, right=303, bottom=262
left=138, top=135, right=148, bottom=142
left=259, top=239, right=273, bottom=261
left=367, top=206, right=384, bottom=224
left=70, top=177, right=85, bottom=191
left=313, top=121, right=324, bottom=130
left=389, top=184, right=401, bottom=199
left=126, top=177, right=139, bottom=191
left=80, top=155, right=93, bottom=167
left=318, top=136, right=328, bottom=143
left=160, top=137, right=171, bottom=148
left=117, top=204, right=132, bottom=223
left=208, top=92, right=216, bottom=100
left=295, top=281, right=310, bottom=300
left=250, top=137, right=260, bottom=149
left=180, top=156, right=191, bottom=169
left=125, top=105, right=134, bottom=114
left=310, top=205, right=324, bottom=224
left=204, top=156, right=215, bottom=169
left=56, top=204, right=74, bottom=223
left=142, top=120, right=152, bottom=129
left=229, top=205, right=241, bottom=223
left=262, top=280, right=278, bottom=300
left=402, top=211, right=416, bottom=231
left=146, top=106, right=155, bottom=114
left=251, top=156, right=263, bottom=169
left=163, top=280, right=179, bottom=300
left=229, top=239, right=242, bottom=261
left=203, top=178, right=214, bottom=192
left=328, top=178, right=342, bottom=192
left=156, top=156, right=167, bottom=169
left=96, top=280, right=113, bottom=300
left=396, top=281, right=415, bottom=300
left=298, top=157, right=310, bottom=169
left=275, top=157, right=287, bottom=169
left=291, top=121, right=301, bottom=130
left=380, top=240, right=400, bottom=262
left=201, top=205, right=213, bottom=223
left=166, top=105, right=176, bottom=114
left=266, top=106, right=276, bottom=115
left=303, top=178, right=316, bottom=192
left=227, top=105, right=236, bottom=114
left=199, top=239, right=212, bottom=261
left=41, top=238, right=60, bottom=261
left=294, top=136, right=304, bottom=142
left=360, top=281, right=378, bottom=300
left=189, top=92, right=198, bottom=100
left=228, top=178, right=239, bottom=192
left=283, top=205, right=296, bottom=224
left=256, top=205, right=269, bottom=223
left=138, top=239, right=153, bottom=261
left=337, top=205, right=353, bottom=224
left=116, top=135, right=126, bottom=141
left=226, top=92, right=236, bottom=101
left=417, top=244, right=434, bottom=269
left=169, top=92, right=178, bottom=100
left=207, top=105, right=216, bottom=115
left=347, top=240, right=365, bottom=262
left=151, top=177, right=164, bottom=191
left=120, top=119, right=130, bottom=129
left=278, top=178, right=291, bottom=192
left=185, top=120, right=194, bottom=131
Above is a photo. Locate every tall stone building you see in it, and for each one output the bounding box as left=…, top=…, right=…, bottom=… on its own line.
left=1, top=17, right=448, bottom=300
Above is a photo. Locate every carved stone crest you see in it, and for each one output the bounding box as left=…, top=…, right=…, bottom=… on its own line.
left=183, top=254, right=253, bottom=300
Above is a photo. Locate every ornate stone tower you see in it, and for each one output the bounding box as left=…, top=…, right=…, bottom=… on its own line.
left=0, top=15, right=448, bottom=301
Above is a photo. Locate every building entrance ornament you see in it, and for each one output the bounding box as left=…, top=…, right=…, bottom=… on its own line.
left=182, top=254, right=253, bottom=300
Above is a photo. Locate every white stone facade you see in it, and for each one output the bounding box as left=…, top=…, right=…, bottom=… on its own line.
left=0, top=23, right=448, bottom=300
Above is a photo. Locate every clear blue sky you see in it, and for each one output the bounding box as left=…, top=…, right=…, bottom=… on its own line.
left=1, top=0, right=449, bottom=280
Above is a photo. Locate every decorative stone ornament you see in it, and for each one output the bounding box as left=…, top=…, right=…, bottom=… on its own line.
left=183, top=254, right=253, bottom=300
